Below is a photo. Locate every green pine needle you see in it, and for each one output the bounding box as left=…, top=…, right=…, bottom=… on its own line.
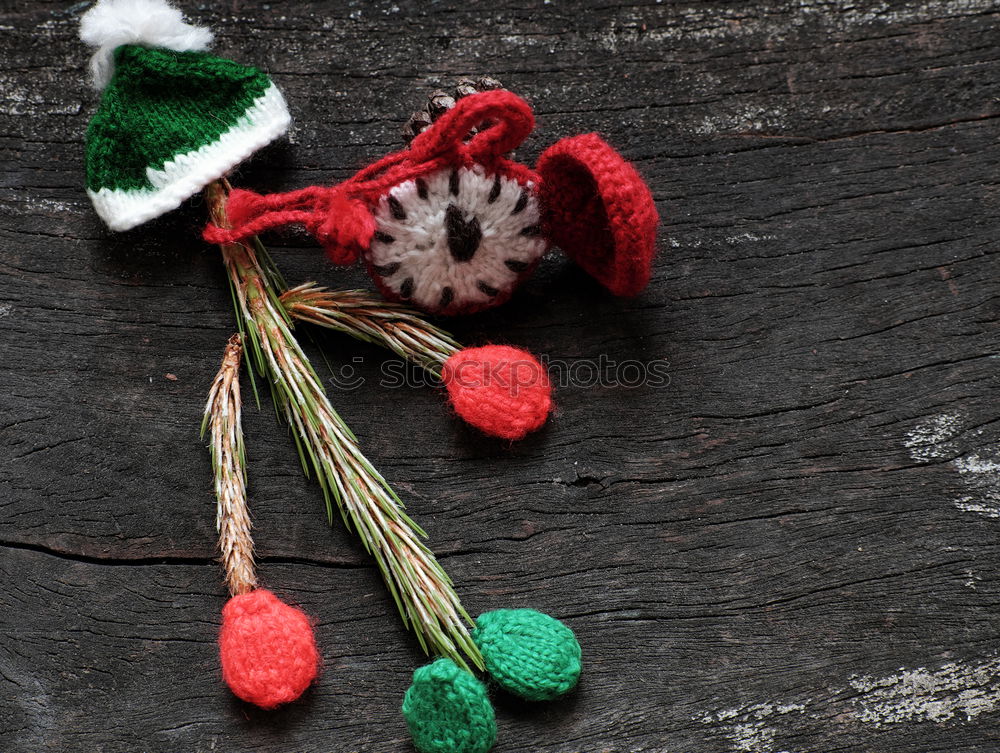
left=280, top=284, right=462, bottom=379
left=205, top=180, right=483, bottom=672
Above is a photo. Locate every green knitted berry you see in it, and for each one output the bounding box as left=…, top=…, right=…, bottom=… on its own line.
left=402, top=658, right=497, bottom=753
left=472, top=609, right=581, bottom=701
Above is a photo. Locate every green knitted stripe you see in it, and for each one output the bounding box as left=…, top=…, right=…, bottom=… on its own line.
left=85, top=46, right=273, bottom=192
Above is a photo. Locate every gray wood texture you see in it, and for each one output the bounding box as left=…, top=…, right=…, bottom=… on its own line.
left=2, top=1, right=1000, bottom=751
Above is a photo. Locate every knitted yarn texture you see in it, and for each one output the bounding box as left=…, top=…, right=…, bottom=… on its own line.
left=80, top=0, right=214, bottom=88
left=472, top=609, right=581, bottom=701
left=537, top=133, right=659, bottom=297
left=84, top=45, right=289, bottom=231
left=365, top=165, right=546, bottom=313
left=219, top=589, right=320, bottom=709
left=204, top=89, right=659, bottom=314
left=403, top=658, right=497, bottom=753
left=442, top=345, right=552, bottom=440
left=80, top=0, right=290, bottom=231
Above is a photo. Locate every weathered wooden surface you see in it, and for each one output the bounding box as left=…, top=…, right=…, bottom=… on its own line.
left=3, top=1, right=1000, bottom=751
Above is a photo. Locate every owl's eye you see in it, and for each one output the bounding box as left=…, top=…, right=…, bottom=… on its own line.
left=364, top=166, right=547, bottom=315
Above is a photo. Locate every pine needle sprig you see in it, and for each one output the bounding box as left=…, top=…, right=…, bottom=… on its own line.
left=204, top=180, right=483, bottom=671
left=281, top=283, right=461, bottom=378
left=201, top=333, right=257, bottom=597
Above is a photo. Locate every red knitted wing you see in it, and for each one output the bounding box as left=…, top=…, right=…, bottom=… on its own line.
left=536, top=134, right=659, bottom=297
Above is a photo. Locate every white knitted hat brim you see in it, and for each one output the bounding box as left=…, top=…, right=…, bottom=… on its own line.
left=87, top=83, right=289, bottom=232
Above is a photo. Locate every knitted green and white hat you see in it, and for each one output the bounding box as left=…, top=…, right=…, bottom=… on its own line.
left=80, top=0, right=290, bottom=231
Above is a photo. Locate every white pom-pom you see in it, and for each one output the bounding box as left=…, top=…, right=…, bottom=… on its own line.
left=80, top=0, right=214, bottom=90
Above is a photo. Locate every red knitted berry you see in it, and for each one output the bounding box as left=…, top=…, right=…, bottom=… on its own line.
left=442, top=345, right=552, bottom=440
left=219, top=589, right=320, bottom=709
left=537, top=133, right=659, bottom=297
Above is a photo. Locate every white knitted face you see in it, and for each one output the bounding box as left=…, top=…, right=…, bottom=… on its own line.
left=365, top=165, right=547, bottom=313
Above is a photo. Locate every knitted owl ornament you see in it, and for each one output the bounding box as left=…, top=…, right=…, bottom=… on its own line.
left=205, top=90, right=659, bottom=314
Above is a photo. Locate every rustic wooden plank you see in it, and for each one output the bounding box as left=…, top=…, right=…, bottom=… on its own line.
left=3, top=0, right=1000, bottom=751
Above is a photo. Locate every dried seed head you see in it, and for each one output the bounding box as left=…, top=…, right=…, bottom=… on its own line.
left=454, top=79, right=479, bottom=99
left=428, top=89, right=457, bottom=117
left=476, top=76, right=503, bottom=91
left=402, top=77, right=506, bottom=144
left=402, top=110, right=433, bottom=142
left=204, top=332, right=257, bottom=597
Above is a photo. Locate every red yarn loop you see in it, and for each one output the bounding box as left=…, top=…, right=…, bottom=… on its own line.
left=310, top=190, right=374, bottom=265
left=219, top=589, right=320, bottom=709
left=537, top=133, right=659, bottom=297
left=202, top=91, right=540, bottom=265
left=442, top=345, right=552, bottom=440
left=409, top=90, right=535, bottom=165
left=202, top=186, right=364, bottom=265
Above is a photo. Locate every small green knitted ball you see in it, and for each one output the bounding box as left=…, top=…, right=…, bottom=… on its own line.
left=472, top=609, right=582, bottom=701
left=402, top=658, right=497, bottom=753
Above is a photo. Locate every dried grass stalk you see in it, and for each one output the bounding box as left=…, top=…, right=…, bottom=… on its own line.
left=202, top=333, right=257, bottom=597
